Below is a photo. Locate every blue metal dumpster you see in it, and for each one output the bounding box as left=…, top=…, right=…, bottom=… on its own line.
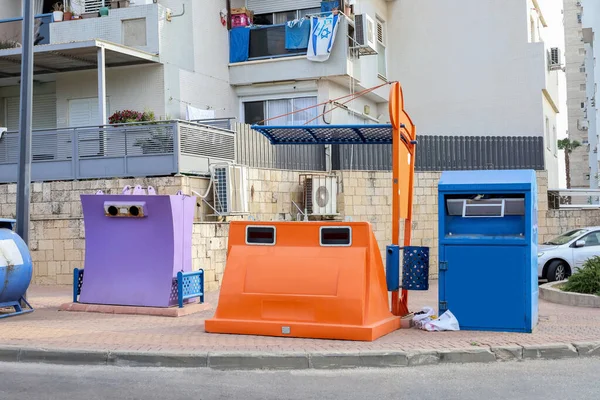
left=438, top=170, right=538, bottom=333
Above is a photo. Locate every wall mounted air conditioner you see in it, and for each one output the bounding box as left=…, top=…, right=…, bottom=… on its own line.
left=353, top=14, right=378, bottom=56
left=212, top=164, right=249, bottom=215
left=303, top=175, right=338, bottom=216
left=548, top=47, right=562, bottom=70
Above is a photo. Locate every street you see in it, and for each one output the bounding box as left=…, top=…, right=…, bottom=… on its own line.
left=1, top=358, right=598, bottom=400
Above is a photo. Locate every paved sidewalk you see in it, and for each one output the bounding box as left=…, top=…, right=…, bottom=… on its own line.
left=1, top=283, right=599, bottom=369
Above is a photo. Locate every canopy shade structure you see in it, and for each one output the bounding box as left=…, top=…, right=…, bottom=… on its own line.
left=250, top=124, right=394, bottom=145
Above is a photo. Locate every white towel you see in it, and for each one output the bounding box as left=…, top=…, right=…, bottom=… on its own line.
left=307, top=14, right=340, bottom=62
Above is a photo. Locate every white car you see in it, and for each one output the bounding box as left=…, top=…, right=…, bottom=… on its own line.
left=538, top=227, right=600, bottom=281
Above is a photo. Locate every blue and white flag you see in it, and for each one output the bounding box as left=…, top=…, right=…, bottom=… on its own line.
left=307, top=14, right=340, bottom=62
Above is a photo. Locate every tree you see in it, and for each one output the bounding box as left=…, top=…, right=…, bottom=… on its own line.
left=558, top=138, right=581, bottom=189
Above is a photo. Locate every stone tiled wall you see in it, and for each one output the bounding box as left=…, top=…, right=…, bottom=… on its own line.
left=1, top=168, right=596, bottom=289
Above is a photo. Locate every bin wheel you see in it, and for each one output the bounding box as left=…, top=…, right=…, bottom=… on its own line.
left=547, top=260, right=569, bottom=282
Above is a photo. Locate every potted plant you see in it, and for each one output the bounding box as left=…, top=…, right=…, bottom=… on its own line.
left=64, top=7, right=73, bottom=21
left=52, top=3, right=64, bottom=22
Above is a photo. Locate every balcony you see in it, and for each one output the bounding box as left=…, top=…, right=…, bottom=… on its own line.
left=0, top=13, right=53, bottom=48
left=0, top=121, right=235, bottom=183
left=229, top=17, right=360, bottom=86
left=50, top=4, right=162, bottom=54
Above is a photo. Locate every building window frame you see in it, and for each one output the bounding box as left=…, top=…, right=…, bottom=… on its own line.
left=241, top=94, right=319, bottom=126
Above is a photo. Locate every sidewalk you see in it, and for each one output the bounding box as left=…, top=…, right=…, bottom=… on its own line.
left=1, top=283, right=599, bottom=369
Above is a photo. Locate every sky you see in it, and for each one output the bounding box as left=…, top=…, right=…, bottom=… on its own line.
left=539, top=0, right=568, bottom=188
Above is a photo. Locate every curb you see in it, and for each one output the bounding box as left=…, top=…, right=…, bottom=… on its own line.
left=539, top=280, right=600, bottom=308
left=1, top=342, right=599, bottom=370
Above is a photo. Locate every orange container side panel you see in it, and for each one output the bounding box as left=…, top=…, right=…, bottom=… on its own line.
left=205, top=221, right=400, bottom=341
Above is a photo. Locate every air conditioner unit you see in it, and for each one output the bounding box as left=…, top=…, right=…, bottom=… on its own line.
left=548, top=47, right=562, bottom=70
left=353, top=14, right=378, bottom=56
left=579, top=119, right=589, bottom=130
left=303, top=175, right=338, bottom=216
left=212, top=164, right=249, bottom=215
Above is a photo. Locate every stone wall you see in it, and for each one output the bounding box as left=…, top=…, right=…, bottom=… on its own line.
left=2, top=168, right=600, bottom=289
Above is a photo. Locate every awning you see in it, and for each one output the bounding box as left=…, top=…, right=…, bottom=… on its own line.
left=0, top=39, right=160, bottom=78
left=251, top=124, right=394, bottom=145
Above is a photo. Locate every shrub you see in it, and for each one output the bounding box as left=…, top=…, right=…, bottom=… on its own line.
left=109, top=110, right=155, bottom=124
left=562, top=256, right=600, bottom=296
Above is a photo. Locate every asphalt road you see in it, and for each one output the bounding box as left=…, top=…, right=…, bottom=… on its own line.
left=1, top=358, right=598, bottom=400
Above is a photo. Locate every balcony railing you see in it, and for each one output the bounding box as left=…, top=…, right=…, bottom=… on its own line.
left=0, top=121, right=235, bottom=183
left=0, top=13, right=53, bottom=48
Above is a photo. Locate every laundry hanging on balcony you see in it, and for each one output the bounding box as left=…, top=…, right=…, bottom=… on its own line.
left=285, top=18, right=310, bottom=50
left=307, top=13, right=340, bottom=62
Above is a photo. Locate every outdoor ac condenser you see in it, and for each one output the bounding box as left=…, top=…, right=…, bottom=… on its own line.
left=304, top=175, right=338, bottom=216
left=212, top=164, right=249, bottom=215
left=354, top=14, right=378, bottom=56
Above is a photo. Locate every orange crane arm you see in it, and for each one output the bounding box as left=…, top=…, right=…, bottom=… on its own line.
left=388, top=82, right=416, bottom=317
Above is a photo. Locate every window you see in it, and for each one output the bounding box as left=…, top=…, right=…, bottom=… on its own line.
left=545, top=117, right=550, bottom=150
left=581, top=102, right=586, bottom=109
left=581, top=232, right=600, bottom=247
left=376, top=17, right=387, bottom=79
left=255, top=7, right=322, bottom=26
left=581, top=83, right=587, bottom=91
left=243, top=97, right=318, bottom=125
left=83, top=0, right=111, bottom=12
left=577, top=13, right=582, bottom=24
left=579, top=48, right=586, bottom=55
left=580, top=65, right=586, bottom=73
left=552, top=125, right=557, bottom=155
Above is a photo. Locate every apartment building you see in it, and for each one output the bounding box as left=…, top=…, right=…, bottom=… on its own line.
left=0, top=0, right=561, bottom=183
left=387, top=0, right=562, bottom=187
left=564, top=0, right=600, bottom=190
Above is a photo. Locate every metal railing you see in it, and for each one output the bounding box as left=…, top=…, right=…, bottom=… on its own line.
left=235, top=123, right=546, bottom=172
left=0, top=120, right=235, bottom=183
left=548, top=189, right=600, bottom=209
left=0, top=13, right=52, bottom=47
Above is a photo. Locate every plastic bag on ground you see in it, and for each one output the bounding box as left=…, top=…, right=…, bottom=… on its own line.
left=422, top=310, right=460, bottom=332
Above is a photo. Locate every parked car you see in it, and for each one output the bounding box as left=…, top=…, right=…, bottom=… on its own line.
left=538, top=227, right=600, bottom=281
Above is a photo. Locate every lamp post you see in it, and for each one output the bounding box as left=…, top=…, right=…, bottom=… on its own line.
left=16, top=0, right=35, bottom=301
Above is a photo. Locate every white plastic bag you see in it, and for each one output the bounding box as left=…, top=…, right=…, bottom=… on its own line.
left=412, top=307, right=435, bottom=330
left=422, top=310, right=460, bottom=332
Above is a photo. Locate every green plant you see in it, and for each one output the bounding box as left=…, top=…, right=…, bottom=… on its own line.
left=52, top=2, right=64, bottom=12
left=562, top=256, right=600, bottom=296
left=0, top=40, right=21, bottom=50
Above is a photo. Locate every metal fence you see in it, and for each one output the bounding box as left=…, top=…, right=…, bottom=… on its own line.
left=0, top=121, right=235, bottom=183
left=234, top=123, right=326, bottom=171
left=235, top=123, right=545, bottom=172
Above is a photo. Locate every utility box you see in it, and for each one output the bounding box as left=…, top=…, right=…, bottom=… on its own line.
left=438, top=170, right=538, bottom=333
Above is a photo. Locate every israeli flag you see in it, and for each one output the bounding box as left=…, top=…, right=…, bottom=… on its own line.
left=307, top=14, right=340, bottom=62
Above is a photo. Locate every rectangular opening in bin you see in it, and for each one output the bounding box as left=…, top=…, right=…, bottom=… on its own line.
left=446, top=195, right=525, bottom=217
left=246, top=226, right=276, bottom=245
left=320, top=227, right=352, bottom=246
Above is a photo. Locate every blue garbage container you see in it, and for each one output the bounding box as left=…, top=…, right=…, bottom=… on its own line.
left=438, top=170, right=538, bottom=333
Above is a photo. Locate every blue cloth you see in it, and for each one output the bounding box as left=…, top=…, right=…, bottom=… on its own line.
left=285, top=19, right=310, bottom=50
left=229, top=27, right=250, bottom=63
left=321, top=1, right=340, bottom=13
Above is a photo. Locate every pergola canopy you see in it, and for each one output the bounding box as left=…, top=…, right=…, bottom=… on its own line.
left=250, top=124, right=394, bottom=145
left=0, top=39, right=159, bottom=78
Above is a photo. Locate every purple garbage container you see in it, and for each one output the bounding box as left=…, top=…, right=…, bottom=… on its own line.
left=79, top=187, right=196, bottom=307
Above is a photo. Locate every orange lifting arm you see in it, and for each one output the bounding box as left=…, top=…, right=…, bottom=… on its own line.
left=388, top=82, right=417, bottom=317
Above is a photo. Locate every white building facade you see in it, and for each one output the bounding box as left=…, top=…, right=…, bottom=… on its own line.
left=564, top=0, right=600, bottom=190
left=387, top=0, right=562, bottom=187
left=0, top=0, right=561, bottom=182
